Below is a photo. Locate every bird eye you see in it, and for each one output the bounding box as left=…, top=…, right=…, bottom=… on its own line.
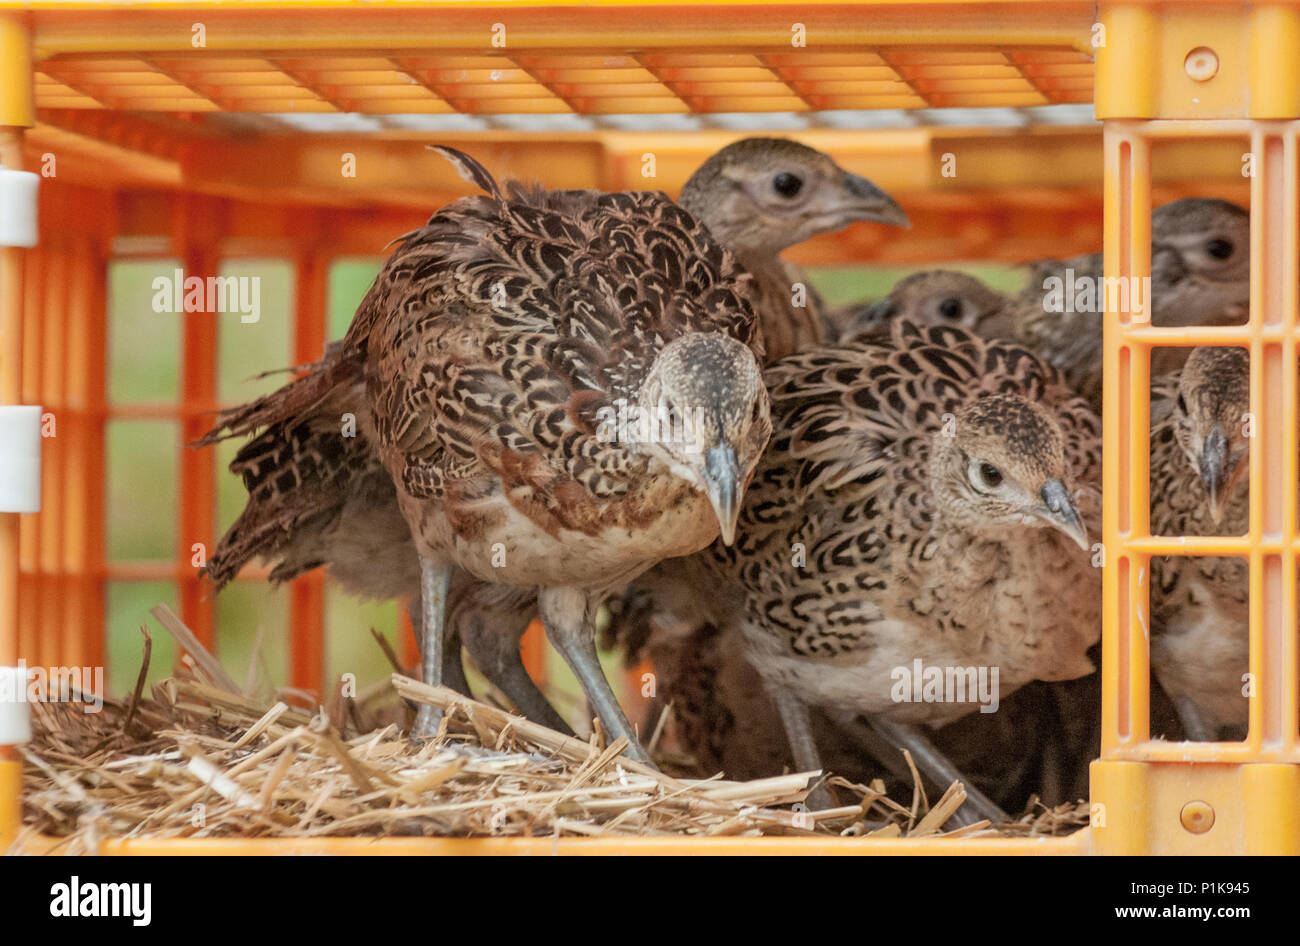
left=937, top=297, right=963, bottom=320
left=772, top=172, right=803, bottom=198
left=978, top=462, right=1003, bottom=489
left=1205, top=237, right=1234, bottom=260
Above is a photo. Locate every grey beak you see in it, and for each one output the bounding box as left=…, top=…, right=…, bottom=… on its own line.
left=1151, top=241, right=1188, bottom=286
left=843, top=173, right=910, bottom=229
left=704, top=443, right=742, bottom=546
left=1039, top=479, right=1089, bottom=552
left=1199, top=426, right=1229, bottom=525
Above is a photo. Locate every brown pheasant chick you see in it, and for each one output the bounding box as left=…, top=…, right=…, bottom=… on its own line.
left=679, top=137, right=907, bottom=257
left=711, top=324, right=1101, bottom=820
left=831, top=270, right=1010, bottom=342
left=1170, top=346, right=1251, bottom=525
left=632, top=334, right=770, bottom=546
left=679, top=137, right=908, bottom=360
left=1149, top=198, right=1251, bottom=326
left=930, top=395, right=1090, bottom=562
left=358, top=150, right=773, bottom=752
left=402, top=335, right=770, bottom=592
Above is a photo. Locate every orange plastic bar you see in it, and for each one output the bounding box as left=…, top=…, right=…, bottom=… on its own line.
left=0, top=141, right=24, bottom=676
left=399, top=606, right=418, bottom=672
left=84, top=208, right=108, bottom=677
left=62, top=225, right=107, bottom=675
left=39, top=245, right=66, bottom=670
left=175, top=199, right=218, bottom=652
left=61, top=226, right=89, bottom=670
left=520, top=618, right=545, bottom=685
left=22, top=2, right=1097, bottom=57
left=289, top=248, right=328, bottom=695
left=20, top=830, right=1090, bottom=858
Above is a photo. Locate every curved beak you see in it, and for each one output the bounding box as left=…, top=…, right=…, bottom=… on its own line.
left=1151, top=241, right=1188, bottom=286
left=1199, top=426, right=1227, bottom=525
left=1198, top=426, right=1245, bottom=525
left=1037, top=479, right=1089, bottom=552
left=704, top=443, right=742, bottom=546
left=842, top=173, right=910, bottom=229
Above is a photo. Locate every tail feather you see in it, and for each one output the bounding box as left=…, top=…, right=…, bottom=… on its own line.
left=197, top=343, right=379, bottom=590
left=428, top=144, right=503, bottom=200
left=194, top=348, right=362, bottom=449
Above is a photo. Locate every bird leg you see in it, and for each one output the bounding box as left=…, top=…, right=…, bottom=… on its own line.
left=767, top=686, right=835, bottom=810
left=408, top=594, right=471, bottom=699
left=1173, top=697, right=1217, bottom=742
left=410, top=559, right=452, bottom=742
left=866, top=716, right=1010, bottom=826
left=538, top=586, right=652, bottom=765
left=459, top=607, right=575, bottom=735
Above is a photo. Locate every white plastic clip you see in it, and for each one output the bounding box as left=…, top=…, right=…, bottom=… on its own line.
left=0, top=167, right=39, bottom=248
left=0, top=405, right=42, bottom=513
left=0, top=666, right=32, bottom=745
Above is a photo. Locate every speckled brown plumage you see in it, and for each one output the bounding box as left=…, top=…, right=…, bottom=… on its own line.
left=712, top=321, right=1100, bottom=709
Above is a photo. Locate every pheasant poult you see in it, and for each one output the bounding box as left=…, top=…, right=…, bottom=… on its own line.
left=676, top=137, right=908, bottom=360
left=200, top=138, right=905, bottom=733
left=445, top=137, right=909, bottom=721
left=207, top=148, right=772, bottom=757
left=709, top=322, right=1102, bottom=815
left=1149, top=346, right=1252, bottom=741
left=827, top=269, right=1010, bottom=342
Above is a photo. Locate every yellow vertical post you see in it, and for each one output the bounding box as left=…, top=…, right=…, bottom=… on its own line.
left=1093, top=1, right=1300, bottom=854
left=0, top=11, right=34, bottom=853
left=1246, top=124, right=1298, bottom=756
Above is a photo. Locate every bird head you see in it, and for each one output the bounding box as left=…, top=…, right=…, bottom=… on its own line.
left=840, top=270, right=1009, bottom=341
left=1172, top=346, right=1251, bottom=525
left=1151, top=197, right=1251, bottom=325
left=637, top=333, right=771, bottom=545
left=678, top=137, right=909, bottom=256
left=932, top=393, right=1089, bottom=551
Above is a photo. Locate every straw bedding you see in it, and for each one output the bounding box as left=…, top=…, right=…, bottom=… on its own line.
left=14, top=606, right=1087, bottom=850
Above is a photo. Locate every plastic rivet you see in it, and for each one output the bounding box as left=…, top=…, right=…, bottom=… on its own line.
left=1184, top=47, right=1219, bottom=82
left=1180, top=800, right=1215, bottom=834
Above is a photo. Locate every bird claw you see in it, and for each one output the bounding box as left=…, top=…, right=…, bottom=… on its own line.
left=801, top=779, right=836, bottom=812
left=407, top=705, right=444, bottom=746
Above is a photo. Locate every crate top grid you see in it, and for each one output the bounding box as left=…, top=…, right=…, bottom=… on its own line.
left=0, top=0, right=1297, bottom=855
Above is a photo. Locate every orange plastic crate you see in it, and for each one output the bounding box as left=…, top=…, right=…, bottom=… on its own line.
left=1, top=0, right=1298, bottom=855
